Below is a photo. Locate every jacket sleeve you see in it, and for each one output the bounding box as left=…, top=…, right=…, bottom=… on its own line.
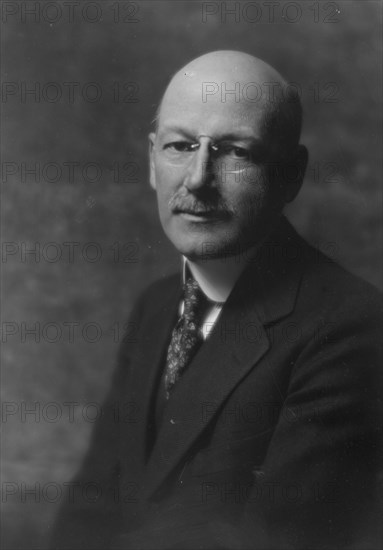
left=50, top=294, right=147, bottom=550
left=240, top=299, right=382, bottom=550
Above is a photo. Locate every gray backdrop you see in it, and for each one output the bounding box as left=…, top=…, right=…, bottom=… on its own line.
left=1, top=0, right=382, bottom=548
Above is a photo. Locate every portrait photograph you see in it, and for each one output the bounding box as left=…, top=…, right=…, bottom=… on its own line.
left=1, top=1, right=382, bottom=549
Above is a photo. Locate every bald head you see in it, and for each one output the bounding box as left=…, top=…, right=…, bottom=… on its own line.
left=155, top=50, right=303, bottom=159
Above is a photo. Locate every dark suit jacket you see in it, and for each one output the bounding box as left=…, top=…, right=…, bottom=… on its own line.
left=51, top=218, right=382, bottom=550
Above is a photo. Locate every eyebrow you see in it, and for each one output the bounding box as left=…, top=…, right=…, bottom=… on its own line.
left=160, top=125, right=263, bottom=145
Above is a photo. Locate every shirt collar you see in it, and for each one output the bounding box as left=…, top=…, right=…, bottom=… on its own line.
left=181, top=249, right=257, bottom=303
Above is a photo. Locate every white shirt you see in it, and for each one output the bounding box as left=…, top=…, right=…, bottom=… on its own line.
left=180, top=250, right=256, bottom=340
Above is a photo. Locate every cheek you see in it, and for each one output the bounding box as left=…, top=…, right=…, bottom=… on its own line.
left=153, top=167, right=172, bottom=205
left=154, top=156, right=185, bottom=185
left=225, top=169, right=269, bottom=210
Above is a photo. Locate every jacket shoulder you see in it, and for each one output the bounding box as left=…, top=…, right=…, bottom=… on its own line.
left=129, top=272, right=181, bottom=319
left=299, top=236, right=382, bottom=316
left=140, top=272, right=180, bottom=302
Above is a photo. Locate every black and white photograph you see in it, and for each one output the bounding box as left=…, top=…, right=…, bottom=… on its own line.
left=1, top=1, right=382, bottom=549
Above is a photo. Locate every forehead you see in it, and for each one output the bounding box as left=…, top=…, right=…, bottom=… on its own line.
left=157, top=78, right=271, bottom=140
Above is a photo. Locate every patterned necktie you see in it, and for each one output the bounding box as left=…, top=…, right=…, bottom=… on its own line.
left=164, top=277, right=209, bottom=399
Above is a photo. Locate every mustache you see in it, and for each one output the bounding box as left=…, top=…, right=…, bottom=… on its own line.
left=168, top=192, right=234, bottom=216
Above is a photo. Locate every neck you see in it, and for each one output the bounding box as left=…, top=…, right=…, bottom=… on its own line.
left=184, top=247, right=258, bottom=303
left=183, top=216, right=287, bottom=302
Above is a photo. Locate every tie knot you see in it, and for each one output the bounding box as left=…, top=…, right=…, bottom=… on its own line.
left=183, top=277, right=209, bottom=326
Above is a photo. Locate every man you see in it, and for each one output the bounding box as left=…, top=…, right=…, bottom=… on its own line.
left=52, top=51, right=382, bottom=549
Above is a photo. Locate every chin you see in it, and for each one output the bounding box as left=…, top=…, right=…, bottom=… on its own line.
left=164, top=220, right=262, bottom=261
left=172, top=237, right=251, bottom=262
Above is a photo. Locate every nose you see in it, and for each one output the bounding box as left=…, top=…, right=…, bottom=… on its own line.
left=183, top=138, right=214, bottom=192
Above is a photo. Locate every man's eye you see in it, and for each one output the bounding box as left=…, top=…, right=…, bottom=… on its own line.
left=216, top=145, right=251, bottom=160
left=165, top=142, right=198, bottom=153
left=231, top=147, right=250, bottom=159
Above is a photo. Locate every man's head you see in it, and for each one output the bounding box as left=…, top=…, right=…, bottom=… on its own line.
left=149, top=50, right=308, bottom=261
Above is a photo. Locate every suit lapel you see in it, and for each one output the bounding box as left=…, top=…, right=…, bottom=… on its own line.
left=142, top=219, right=306, bottom=499
left=123, top=277, right=181, bottom=472
left=143, top=282, right=270, bottom=499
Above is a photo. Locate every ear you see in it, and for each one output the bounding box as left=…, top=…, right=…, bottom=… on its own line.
left=148, top=132, right=156, bottom=190
left=283, top=144, right=308, bottom=203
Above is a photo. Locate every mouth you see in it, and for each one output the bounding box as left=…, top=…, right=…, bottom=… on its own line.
left=175, top=209, right=226, bottom=222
